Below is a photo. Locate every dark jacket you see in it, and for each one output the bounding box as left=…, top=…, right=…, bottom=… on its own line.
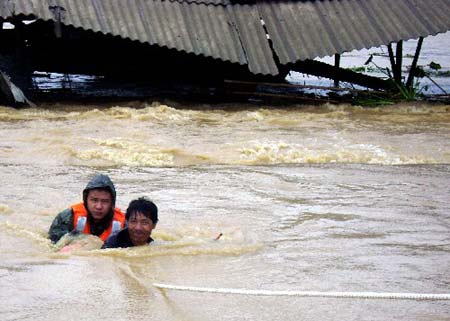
left=102, top=228, right=154, bottom=249
left=48, top=174, right=118, bottom=243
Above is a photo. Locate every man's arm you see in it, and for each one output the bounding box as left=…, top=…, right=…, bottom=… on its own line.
left=48, top=208, right=74, bottom=243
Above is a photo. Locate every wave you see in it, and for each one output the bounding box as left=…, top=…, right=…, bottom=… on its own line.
left=0, top=220, right=260, bottom=258
left=64, top=138, right=446, bottom=166
left=1, top=102, right=449, bottom=166
left=237, top=141, right=440, bottom=165
left=1, top=102, right=449, bottom=122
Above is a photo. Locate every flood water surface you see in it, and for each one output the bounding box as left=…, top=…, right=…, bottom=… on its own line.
left=0, top=102, right=449, bottom=321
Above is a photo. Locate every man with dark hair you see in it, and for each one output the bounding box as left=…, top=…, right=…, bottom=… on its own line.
left=48, top=174, right=126, bottom=243
left=102, top=197, right=158, bottom=248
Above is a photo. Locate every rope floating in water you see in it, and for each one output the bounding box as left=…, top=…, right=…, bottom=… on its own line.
left=153, top=283, right=450, bottom=301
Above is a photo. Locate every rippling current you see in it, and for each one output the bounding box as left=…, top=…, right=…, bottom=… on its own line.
left=0, top=101, right=449, bottom=321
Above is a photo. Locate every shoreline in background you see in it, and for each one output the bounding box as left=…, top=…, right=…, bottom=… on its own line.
left=288, top=31, right=450, bottom=96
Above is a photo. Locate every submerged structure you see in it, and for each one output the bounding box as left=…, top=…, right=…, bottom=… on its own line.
left=1, top=0, right=450, bottom=105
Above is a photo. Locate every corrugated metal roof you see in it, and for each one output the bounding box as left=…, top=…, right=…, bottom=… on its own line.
left=1, top=0, right=450, bottom=76
left=0, top=0, right=279, bottom=75
left=258, top=0, right=450, bottom=65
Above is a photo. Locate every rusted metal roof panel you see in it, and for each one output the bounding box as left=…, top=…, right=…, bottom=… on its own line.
left=258, top=0, right=450, bottom=64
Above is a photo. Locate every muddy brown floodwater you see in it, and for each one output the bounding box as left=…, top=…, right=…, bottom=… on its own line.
left=0, top=101, right=449, bottom=321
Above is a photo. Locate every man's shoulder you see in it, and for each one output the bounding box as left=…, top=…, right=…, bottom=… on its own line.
left=51, top=207, right=74, bottom=225
left=57, top=208, right=74, bottom=220
left=102, top=229, right=127, bottom=249
left=48, top=207, right=75, bottom=243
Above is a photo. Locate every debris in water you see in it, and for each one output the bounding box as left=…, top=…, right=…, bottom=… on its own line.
left=55, top=231, right=103, bottom=252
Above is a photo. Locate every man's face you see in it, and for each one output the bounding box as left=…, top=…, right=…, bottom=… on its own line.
left=86, top=189, right=113, bottom=222
left=127, top=212, right=156, bottom=246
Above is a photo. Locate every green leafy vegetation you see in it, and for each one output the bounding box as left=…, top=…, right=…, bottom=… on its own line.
left=429, top=61, right=442, bottom=70
left=347, top=66, right=377, bottom=73
left=393, top=81, right=429, bottom=101
left=436, top=70, right=450, bottom=77
left=353, top=93, right=395, bottom=107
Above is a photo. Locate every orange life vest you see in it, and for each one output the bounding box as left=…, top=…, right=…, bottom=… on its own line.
left=71, top=202, right=125, bottom=241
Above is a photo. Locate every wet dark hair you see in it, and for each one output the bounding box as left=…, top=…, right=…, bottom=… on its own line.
left=125, top=197, right=158, bottom=224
